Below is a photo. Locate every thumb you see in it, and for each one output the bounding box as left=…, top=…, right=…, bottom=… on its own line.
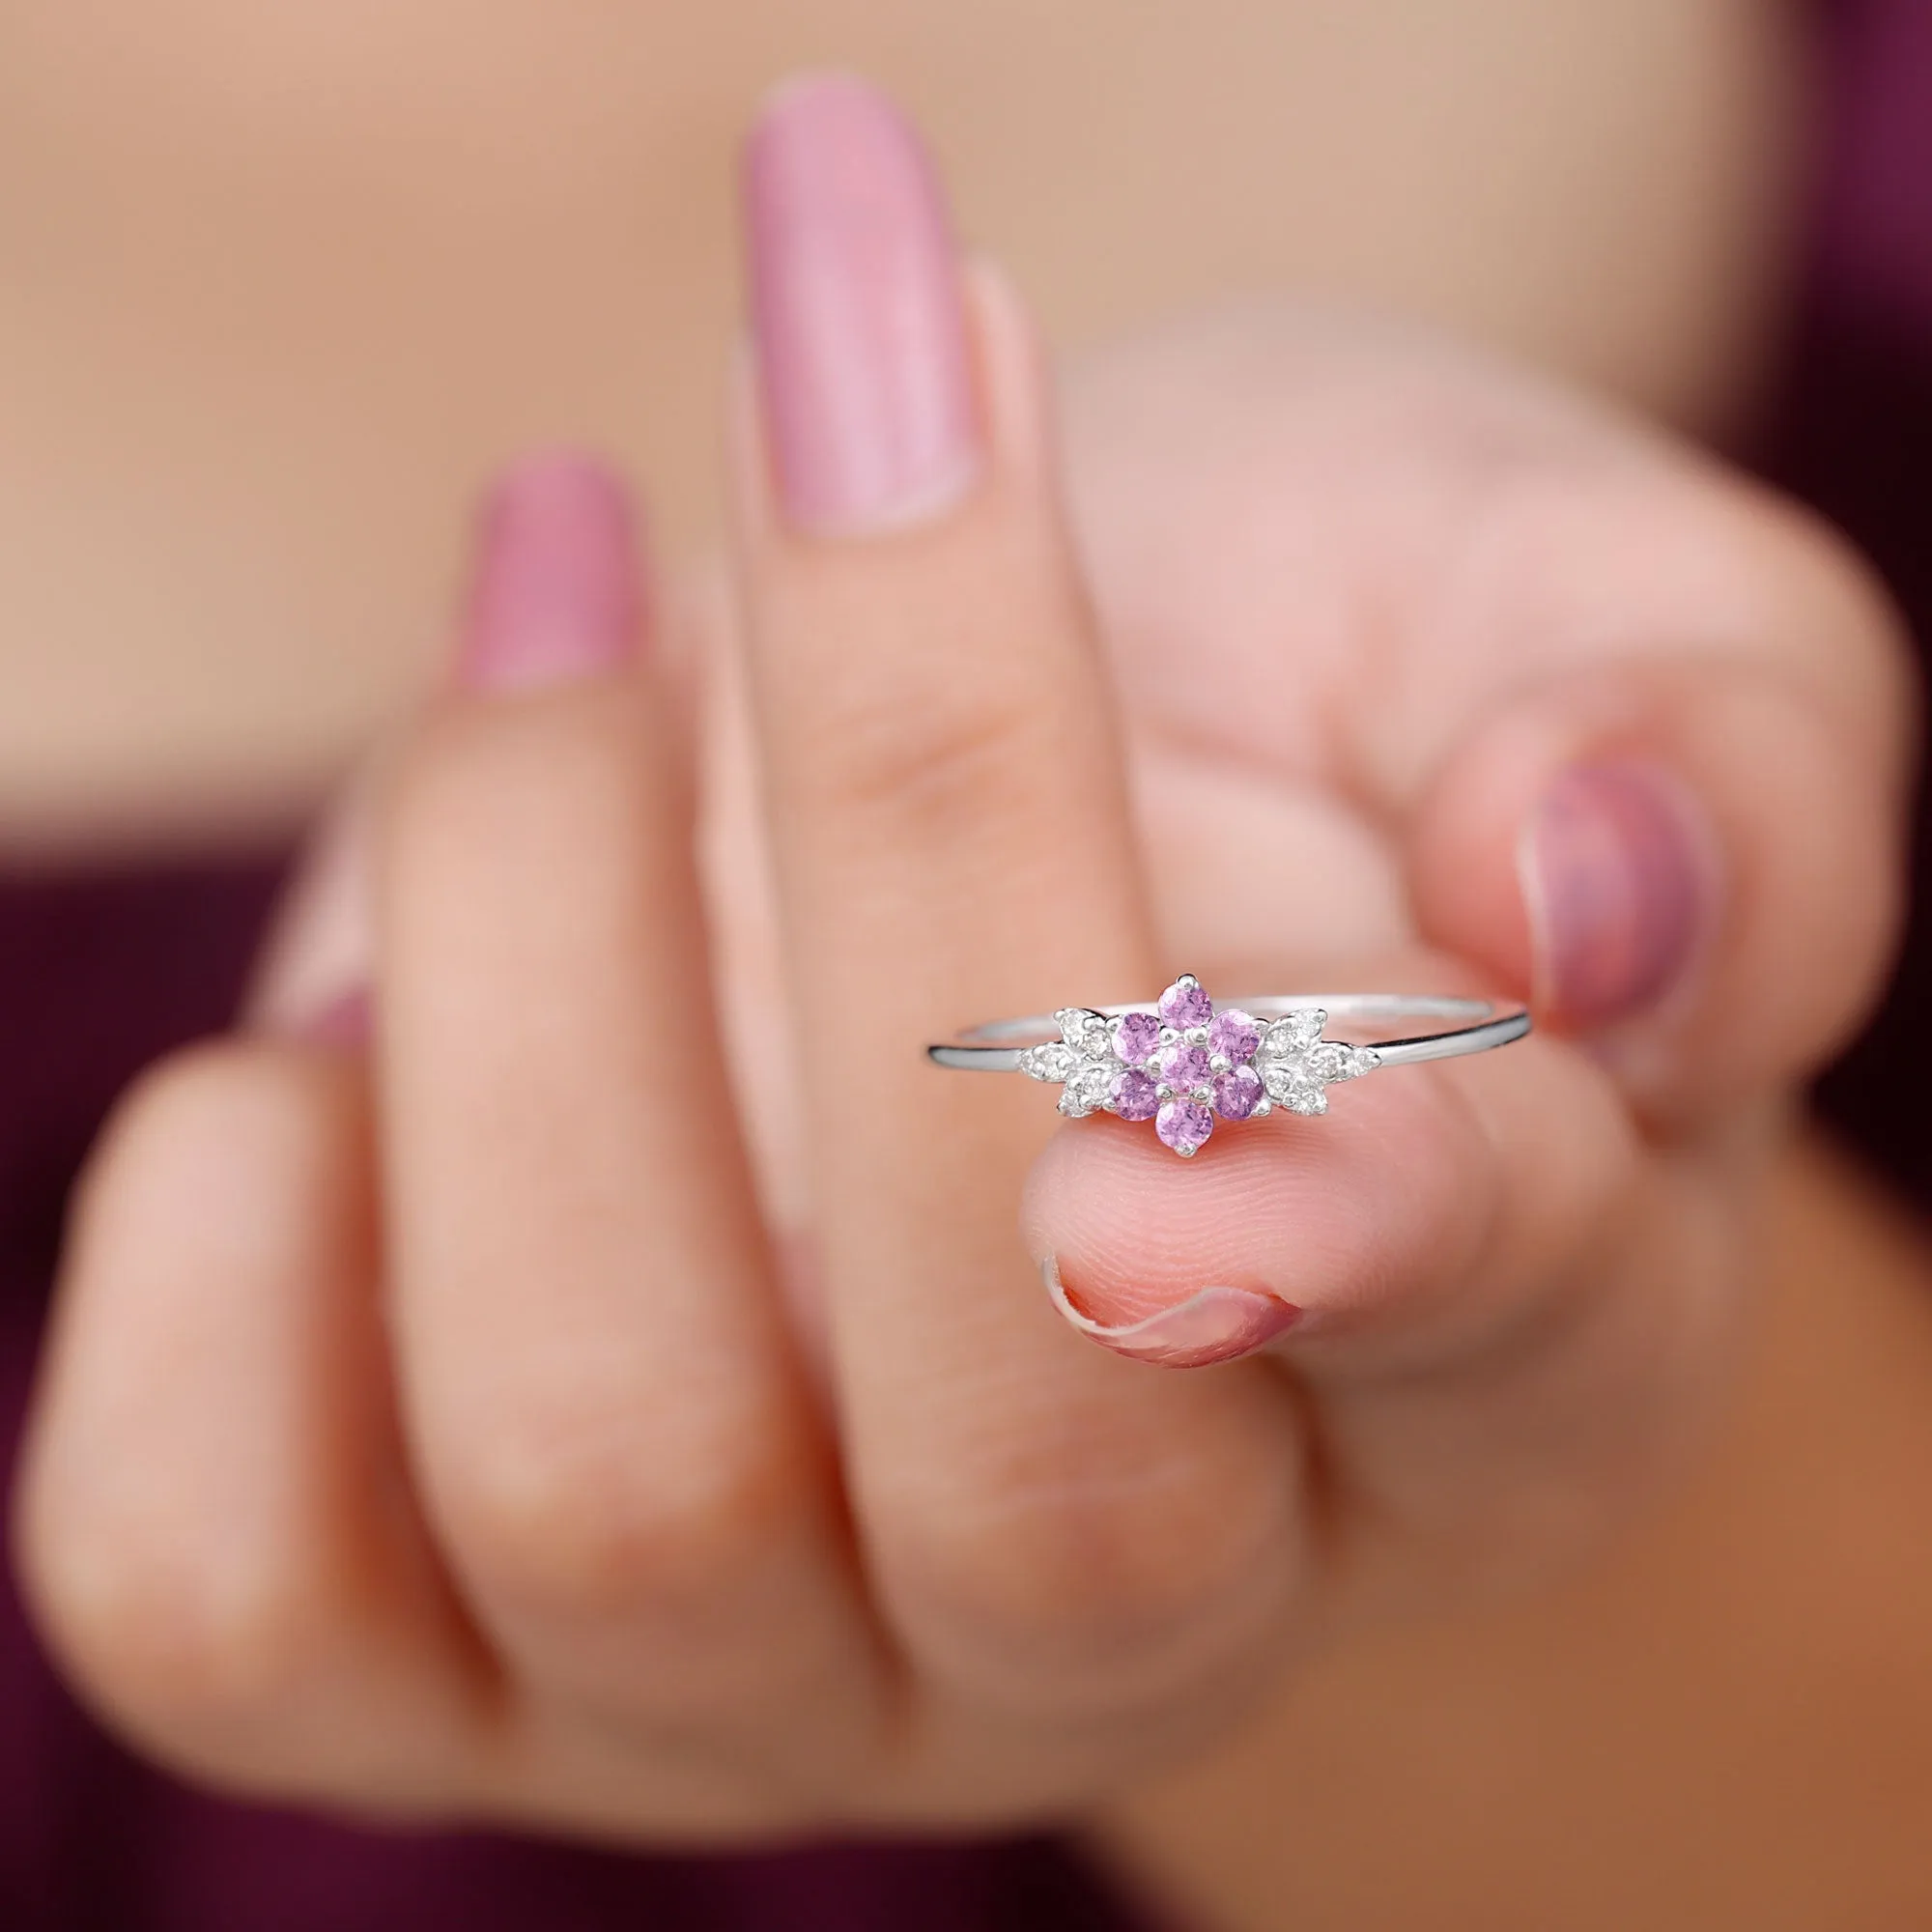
left=1408, top=647, right=1911, bottom=1122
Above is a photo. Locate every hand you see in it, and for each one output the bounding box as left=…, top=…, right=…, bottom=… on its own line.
left=14, top=75, right=1909, bottom=1838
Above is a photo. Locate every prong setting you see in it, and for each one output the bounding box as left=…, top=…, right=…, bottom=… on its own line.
left=945, top=986, right=1526, bottom=1155
left=1009, top=979, right=1431, bottom=1154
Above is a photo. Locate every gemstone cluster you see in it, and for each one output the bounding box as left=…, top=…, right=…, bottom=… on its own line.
left=1016, top=974, right=1380, bottom=1157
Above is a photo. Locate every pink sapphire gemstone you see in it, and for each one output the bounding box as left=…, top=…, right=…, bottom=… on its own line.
left=1157, top=976, right=1212, bottom=1030
left=1158, top=1041, right=1212, bottom=1091
left=1111, top=1067, right=1159, bottom=1121
left=1208, top=1008, right=1261, bottom=1063
left=1114, top=1010, right=1162, bottom=1065
left=1212, top=1065, right=1263, bottom=1120
left=1156, top=1097, right=1214, bottom=1155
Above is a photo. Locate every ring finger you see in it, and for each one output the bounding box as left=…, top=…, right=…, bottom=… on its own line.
left=376, top=461, right=882, bottom=1800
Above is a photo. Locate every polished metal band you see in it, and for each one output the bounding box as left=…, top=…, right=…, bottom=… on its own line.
left=928, top=994, right=1530, bottom=1071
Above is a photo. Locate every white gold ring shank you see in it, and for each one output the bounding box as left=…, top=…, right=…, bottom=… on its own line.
left=925, top=977, right=1530, bottom=1157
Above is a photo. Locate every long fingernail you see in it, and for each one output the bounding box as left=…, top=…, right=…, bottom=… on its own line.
left=298, top=986, right=374, bottom=1049
left=245, top=781, right=377, bottom=1044
left=456, top=454, right=646, bottom=693
left=1041, top=1256, right=1300, bottom=1370
left=1520, top=760, right=1714, bottom=1028
left=744, top=71, right=979, bottom=534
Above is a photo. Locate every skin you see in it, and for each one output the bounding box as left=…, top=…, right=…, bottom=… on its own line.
left=1102, top=1137, right=1932, bottom=1930
left=10, top=70, right=1922, bottom=1915
left=4, top=8, right=1928, bottom=1925
left=0, top=0, right=1800, bottom=844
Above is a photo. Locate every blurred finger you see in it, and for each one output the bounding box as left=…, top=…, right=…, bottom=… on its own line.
left=14, top=1042, right=488, bottom=1813
left=377, top=459, right=882, bottom=1781
left=1408, top=645, right=1910, bottom=1119
left=245, top=767, right=378, bottom=1044
left=1056, top=326, right=1913, bottom=1122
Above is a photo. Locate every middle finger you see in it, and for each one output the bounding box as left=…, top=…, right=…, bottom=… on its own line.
left=734, top=77, right=1308, bottom=1752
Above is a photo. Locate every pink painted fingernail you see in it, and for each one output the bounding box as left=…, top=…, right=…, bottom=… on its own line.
left=744, top=71, right=980, bottom=534
left=298, top=986, right=373, bottom=1049
left=456, top=454, right=646, bottom=692
left=1520, top=760, right=1714, bottom=1028
left=245, top=780, right=377, bottom=1044
left=1041, top=1256, right=1300, bottom=1370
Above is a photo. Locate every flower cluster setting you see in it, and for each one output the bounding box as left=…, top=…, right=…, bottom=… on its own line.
left=1015, top=975, right=1381, bottom=1156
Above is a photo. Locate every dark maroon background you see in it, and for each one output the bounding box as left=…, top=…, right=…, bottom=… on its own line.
left=1768, top=0, right=1932, bottom=1202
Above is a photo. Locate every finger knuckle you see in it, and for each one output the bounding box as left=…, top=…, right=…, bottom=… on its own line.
left=799, top=671, right=1065, bottom=843
left=90, top=1037, right=307, bottom=1194
left=72, top=1043, right=355, bottom=1292
left=438, top=1403, right=804, bottom=1627
left=15, top=1045, right=347, bottom=1735
left=385, top=693, right=658, bottom=907
left=19, top=1491, right=321, bottom=1743
left=871, top=1448, right=1291, bottom=1697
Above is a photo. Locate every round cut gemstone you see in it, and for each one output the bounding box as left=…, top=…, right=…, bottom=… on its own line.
left=1264, top=1010, right=1325, bottom=1058
left=1158, top=1041, right=1212, bottom=1090
left=1212, top=1065, right=1263, bottom=1121
left=1208, top=1008, right=1261, bottom=1063
left=1057, top=1008, right=1114, bottom=1058
left=1262, top=1058, right=1311, bottom=1104
left=1114, top=1010, right=1162, bottom=1065
left=1303, top=1042, right=1351, bottom=1082
left=1059, top=1059, right=1121, bottom=1121
left=1019, top=1041, right=1078, bottom=1083
left=1110, top=1067, right=1160, bottom=1121
left=1156, top=1097, right=1214, bottom=1155
left=1157, top=976, right=1213, bottom=1030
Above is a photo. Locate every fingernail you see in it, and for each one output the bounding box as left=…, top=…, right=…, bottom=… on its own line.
left=245, top=782, right=376, bottom=1042
left=1520, top=760, right=1714, bottom=1028
left=1041, top=1256, right=1300, bottom=1370
left=297, top=986, right=373, bottom=1049
left=744, top=71, right=979, bottom=534
left=456, top=454, right=646, bottom=693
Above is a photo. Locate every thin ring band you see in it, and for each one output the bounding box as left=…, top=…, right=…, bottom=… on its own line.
left=926, top=975, right=1531, bottom=1156
left=928, top=994, right=1530, bottom=1071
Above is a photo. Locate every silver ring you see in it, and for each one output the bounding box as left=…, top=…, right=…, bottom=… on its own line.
left=927, top=974, right=1530, bottom=1157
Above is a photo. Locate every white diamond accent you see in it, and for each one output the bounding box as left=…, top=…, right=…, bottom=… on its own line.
left=1302, top=1041, right=1350, bottom=1083
left=1261, top=1058, right=1311, bottom=1104
left=1025, top=984, right=1383, bottom=1149
left=1263, top=1010, right=1325, bottom=1057
left=1058, top=1059, right=1116, bottom=1118
left=1018, top=1042, right=1078, bottom=1083
left=1055, top=1008, right=1114, bottom=1058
